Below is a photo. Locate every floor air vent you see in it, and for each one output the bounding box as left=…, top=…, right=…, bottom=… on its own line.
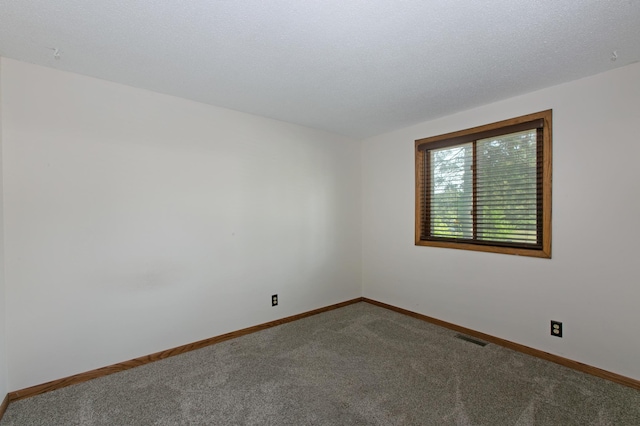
left=455, top=334, right=488, bottom=347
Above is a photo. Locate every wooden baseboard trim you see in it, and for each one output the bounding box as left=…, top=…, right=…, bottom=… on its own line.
left=0, top=393, right=9, bottom=421
left=12, top=296, right=635, bottom=404
left=9, top=297, right=364, bottom=402
left=363, top=298, right=640, bottom=391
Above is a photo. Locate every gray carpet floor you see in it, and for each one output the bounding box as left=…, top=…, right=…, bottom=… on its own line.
left=2, top=302, right=639, bottom=425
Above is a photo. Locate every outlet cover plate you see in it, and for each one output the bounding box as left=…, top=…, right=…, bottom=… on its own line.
left=551, top=320, right=562, bottom=337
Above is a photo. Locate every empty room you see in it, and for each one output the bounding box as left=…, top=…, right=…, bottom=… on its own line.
left=1, top=1, right=639, bottom=425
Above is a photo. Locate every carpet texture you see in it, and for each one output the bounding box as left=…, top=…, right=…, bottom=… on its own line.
left=2, top=302, right=639, bottom=425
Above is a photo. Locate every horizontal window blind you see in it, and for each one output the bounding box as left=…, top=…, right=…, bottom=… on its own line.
left=415, top=110, right=551, bottom=257
left=421, top=128, right=542, bottom=248
left=475, top=129, right=540, bottom=246
left=427, top=143, right=473, bottom=239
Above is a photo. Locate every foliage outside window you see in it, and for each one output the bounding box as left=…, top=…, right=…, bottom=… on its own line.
left=415, top=110, right=552, bottom=258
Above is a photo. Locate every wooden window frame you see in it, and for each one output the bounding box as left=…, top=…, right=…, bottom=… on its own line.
left=415, top=110, right=552, bottom=258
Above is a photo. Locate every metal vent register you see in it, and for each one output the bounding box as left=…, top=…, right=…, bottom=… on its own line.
left=455, top=334, right=489, bottom=347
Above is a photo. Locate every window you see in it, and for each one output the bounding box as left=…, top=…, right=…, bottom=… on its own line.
left=415, top=110, right=552, bottom=258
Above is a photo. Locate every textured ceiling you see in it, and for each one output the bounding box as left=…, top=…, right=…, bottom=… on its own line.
left=1, top=1, right=639, bottom=138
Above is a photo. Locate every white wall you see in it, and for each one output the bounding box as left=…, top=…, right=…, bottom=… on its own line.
left=362, top=62, right=640, bottom=380
left=1, top=57, right=362, bottom=391
left=2, top=55, right=638, bottom=395
left=0, top=59, right=8, bottom=400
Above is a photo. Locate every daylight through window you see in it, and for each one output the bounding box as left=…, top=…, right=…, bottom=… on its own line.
left=415, top=110, right=552, bottom=258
